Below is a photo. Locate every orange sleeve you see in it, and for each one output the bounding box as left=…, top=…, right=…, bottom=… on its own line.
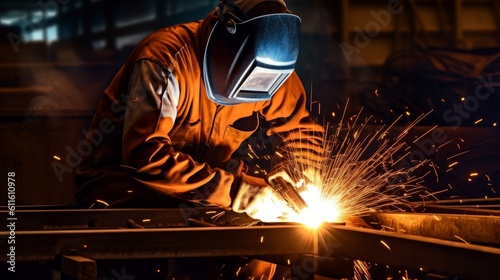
left=122, top=60, right=235, bottom=208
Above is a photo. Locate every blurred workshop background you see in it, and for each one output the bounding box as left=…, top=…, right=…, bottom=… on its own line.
left=0, top=0, right=499, bottom=206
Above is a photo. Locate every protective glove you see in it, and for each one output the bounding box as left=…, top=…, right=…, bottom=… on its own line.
left=267, top=165, right=322, bottom=191
left=231, top=174, right=295, bottom=223
left=301, top=166, right=322, bottom=187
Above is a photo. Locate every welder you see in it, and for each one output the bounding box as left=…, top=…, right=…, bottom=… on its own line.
left=74, top=0, right=324, bottom=278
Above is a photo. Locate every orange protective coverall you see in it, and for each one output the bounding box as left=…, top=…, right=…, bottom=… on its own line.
left=74, top=10, right=324, bottom=209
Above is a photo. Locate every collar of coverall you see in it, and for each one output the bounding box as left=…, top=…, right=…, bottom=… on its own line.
left=218, top=0, right=287, bottom=16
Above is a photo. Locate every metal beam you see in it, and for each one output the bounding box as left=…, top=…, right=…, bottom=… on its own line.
left=0, top=207, right=256, bottom=230
left=371, top=212, right=500, bottom=245
left=320, top=224, right=500, bottom=280
left=2, top=223, right=500, bottom=279
left=2, top=209, right=500, bottom=278
left=0, top=225, right=316, bottom=262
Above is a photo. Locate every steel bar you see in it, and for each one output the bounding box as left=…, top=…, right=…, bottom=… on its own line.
left=370, top=212, right=500, bottom=245
left=418, top=197, right=500, bottom=210
left=0, top=225, right=316, bottom=262
left=3, top=208, right=500, bottom=278
left=0, top=208, right=235, bottom=230
left=0, top=209, right=354, bottom=278
left=412, top=203, right=500, bottom=216
left=2, top=223, right=500, bottom=278
left=320, top=224, right=500, bottom=280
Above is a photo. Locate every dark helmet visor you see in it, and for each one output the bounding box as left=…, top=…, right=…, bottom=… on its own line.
left=203, top=13, right=301, bottom=105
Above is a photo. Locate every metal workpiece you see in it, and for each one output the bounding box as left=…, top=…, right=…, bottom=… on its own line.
left=2, top=208, right=500, bottom=279
left=320, top=224, right=500, bottom=280
left=371, top=212, right=500, bottom=245
left=0, top=225, right=316, bottom=262
left=2, top=207, right=255, bottom=230
left=414, top=203, right=500, bottom=216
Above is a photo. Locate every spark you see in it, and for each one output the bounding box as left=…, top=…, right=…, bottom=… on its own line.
left=210, top=211, right=225, bottom=223
left=380, top=225, right=395, bottom=231
left=411, top=125, right=437, bottom=144
left=430, top=162, right=439, bottom=182
left=53, top=155, right=61, bottom=160
left=469, top=172, right=478, bottom=177
left=380, top=240, right=391, bottom=251
left=419, top=188, right=447, bottom=200
left=437, top=138, right=456, bottom=149
left=280, top=104, right=429, bottom=223
left=252, top=104, right=442, bottom=280
left=446, top=150, right=471, bottom=160
left=95, top=199, right=109, bottom=206
left=353, top=260, right=371, bottom=280
left=454, top=235, right=469, bottom=244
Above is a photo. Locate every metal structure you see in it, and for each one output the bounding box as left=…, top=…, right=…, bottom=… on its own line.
left=1, top=205, right=500, bottom=279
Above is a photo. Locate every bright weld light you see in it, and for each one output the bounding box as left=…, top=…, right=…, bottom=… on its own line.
left=296, top=184, right=340, bottom=228
left=256, top=56, right=292, bottom=67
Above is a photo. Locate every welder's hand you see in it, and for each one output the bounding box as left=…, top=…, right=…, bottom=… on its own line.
left=267, top=165, right=304, bottom=193
left=301, top=167, right=322, bottom=187
left=268, top=165, right=321, bottom=191
left=232, top=174, right=295, bottom=223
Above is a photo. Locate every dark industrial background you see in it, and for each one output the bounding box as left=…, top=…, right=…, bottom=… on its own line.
left=0, top=0, right=499, bottom=206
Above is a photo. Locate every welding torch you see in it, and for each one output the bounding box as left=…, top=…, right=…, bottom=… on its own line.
left=266, top=169, right=309, bottom=214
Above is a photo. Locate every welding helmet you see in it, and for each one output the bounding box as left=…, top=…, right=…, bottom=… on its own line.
left=203, top=0, right=301, bottom=105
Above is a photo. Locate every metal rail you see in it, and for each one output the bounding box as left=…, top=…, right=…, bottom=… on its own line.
left=321, top=224, right=500, bottom=280
left=2, top=221, right=500, bottom=279
left=371, top=212, right=500, bottom=245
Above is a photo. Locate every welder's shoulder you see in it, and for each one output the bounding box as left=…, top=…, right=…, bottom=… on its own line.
left=129, top=21, right=201, bottom=70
